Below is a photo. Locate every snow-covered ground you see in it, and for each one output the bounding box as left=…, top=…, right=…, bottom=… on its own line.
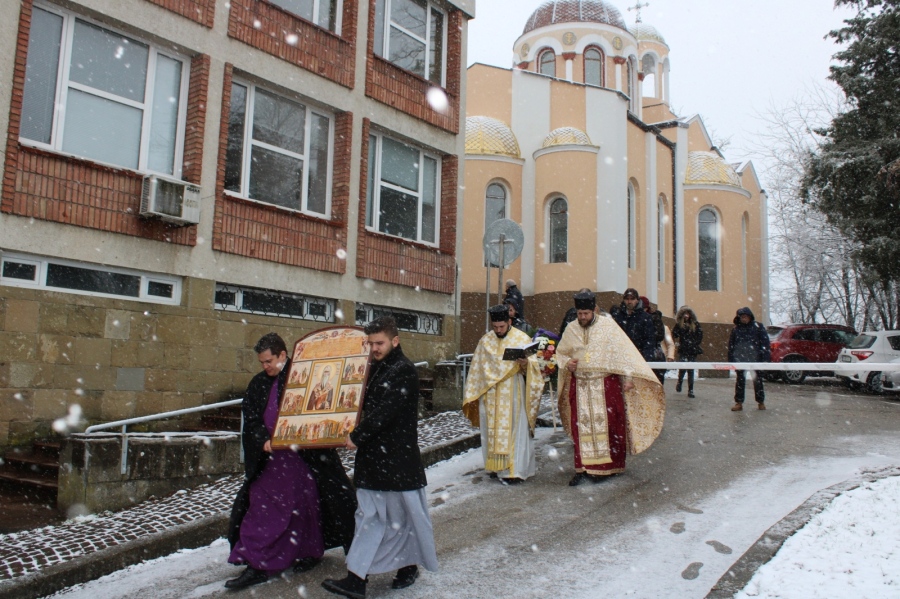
left=736, top=475, right=900, bottom=598
left=47, top=427, right=900, bottom=599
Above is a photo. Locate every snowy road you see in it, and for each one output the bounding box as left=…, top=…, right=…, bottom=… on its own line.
left=49, top=379, right=900, bottom=598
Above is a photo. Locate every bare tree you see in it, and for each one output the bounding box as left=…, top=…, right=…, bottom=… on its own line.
left=754, top=82, right=896, bottom=331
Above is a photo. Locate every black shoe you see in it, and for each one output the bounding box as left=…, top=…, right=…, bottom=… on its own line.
left=568, top=473, right=588, bottom=486
left=392, top=565, right=419, bottom=589
left=500, top=477, right=524, bottom=485
left=225, top=566, right=267, bottom=589
left=292, top=556, right=323, bottom=573
left=675, top=382, right=682, bottom=393
left=687, top=390, right=695, bottom=398
left=322, top=572, right=366, bottom=599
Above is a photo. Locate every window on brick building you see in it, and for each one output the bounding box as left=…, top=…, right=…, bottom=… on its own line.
left=214, top=283, right=335, bottom=321
left=374, top=0, right=446, bottom=86
left=268, top=0, right=342, bottom=32
left=224, top=80, right=333, bottom=217
left=355, top=303, right=443, bottom=335
left=548, top=196, right=568, bottom=263
left=20, top=6, right=189, bottom=177
left=0, top=252, right=181, bottom=305
left=366, top=133, right=440, bottom=246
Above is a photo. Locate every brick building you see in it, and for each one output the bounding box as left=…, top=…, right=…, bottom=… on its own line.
left=0, top=0, right=475, bottom=448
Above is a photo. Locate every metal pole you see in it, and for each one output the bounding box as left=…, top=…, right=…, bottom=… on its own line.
left=497, top=233, right=506, bottom=306
left=120, top=424, right=129, bottom=475
left=485, top=251, right=491, bottom=331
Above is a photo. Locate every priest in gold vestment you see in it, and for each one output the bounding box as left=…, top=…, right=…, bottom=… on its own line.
left=556, top=291, right=666, bottom=486
left=463, top=305, right=545, bottom=483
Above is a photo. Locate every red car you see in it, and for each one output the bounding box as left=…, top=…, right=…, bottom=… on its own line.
left=767, top=324, right=859, bottom=384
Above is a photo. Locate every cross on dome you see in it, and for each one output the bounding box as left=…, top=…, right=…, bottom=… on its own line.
left=627, top=1, right=649, bottom=24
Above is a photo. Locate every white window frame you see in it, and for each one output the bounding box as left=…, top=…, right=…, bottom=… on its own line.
left=583, top=46, right=604, bottom=87
left=376, top=0, right=448, bottom=87
left=546, top=195, right=568, bottom=264
left=268, top=0, right=344, bottom=34
left=698, top=206, right=722, bottom=292
left=658, top=195, right=666, bottom=282
left=627, top=182, right=637, bottom=269
left=21, top=3, right=190, bottom=179
left=538, top=48, right=556, bottom=77
left=355, top=303, right=443, bottom=335
left=367, top=132, right=441, bottom=247
left=214, top=283, right=336, bottom=322
left=0, top=251, right=181, bottom=305
left=225, top=79, right=335, bottom=219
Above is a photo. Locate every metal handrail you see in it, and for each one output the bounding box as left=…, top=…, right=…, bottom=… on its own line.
left=82, top=398, right=244, bottom=474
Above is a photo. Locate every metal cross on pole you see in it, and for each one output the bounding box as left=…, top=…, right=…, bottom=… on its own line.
left=482, top=219, right=525, bottom=331
left=627, top=1, right=649, bottom=23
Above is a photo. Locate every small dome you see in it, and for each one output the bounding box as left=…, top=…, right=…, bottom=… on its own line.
left=542, top=127, right=593, bottom=148
left=685, top=151, right=743, bottom=187
left=630, top=23, right=667, bottom=46
left=523, top=0, right=627, bottom=34
left=465, top=116, right=521, bottom=158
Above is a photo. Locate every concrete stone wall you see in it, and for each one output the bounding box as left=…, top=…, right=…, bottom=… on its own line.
left=57, top=433, right=241, bottom=513
left=0, top=281, right=458, bottom=450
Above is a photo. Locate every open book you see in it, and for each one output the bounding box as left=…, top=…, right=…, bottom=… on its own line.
left=502, top=341, right=540, bottom=361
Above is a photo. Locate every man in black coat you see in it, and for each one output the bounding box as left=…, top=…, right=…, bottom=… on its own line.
left=227, top=333, right=357, bottom=589
left=610, top=288, right=658, bottom=361
left=504, top=279, right=526, bottom=321
left=322, top=317, right=438, bottom=599
left=727, top=307, right=771, bottom=411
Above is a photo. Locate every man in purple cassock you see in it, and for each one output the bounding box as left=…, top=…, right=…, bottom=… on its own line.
left=226, top=333, right=357, bottom=589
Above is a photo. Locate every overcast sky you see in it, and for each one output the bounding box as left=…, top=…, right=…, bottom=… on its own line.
left=466, top=0, right=855, bottom=176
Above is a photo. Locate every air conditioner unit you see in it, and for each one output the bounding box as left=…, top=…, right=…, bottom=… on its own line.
left=140, top=175, right=201, bottom=225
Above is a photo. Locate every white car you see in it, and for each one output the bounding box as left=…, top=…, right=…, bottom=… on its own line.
left=836, top=331, right=900, bottom=394
left=882, top=356, right=900, bottom=390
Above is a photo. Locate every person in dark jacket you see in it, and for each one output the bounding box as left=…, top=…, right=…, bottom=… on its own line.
left=640, top=295, right=668, bottom=384
left=322, top=317, right=438, bottom=599
left=727, top=307, right=771, bottom=411
left=505, top=298, right=535, bottom=336
left=504, top=279, right=526, bottom=321
left=610, top=288, right=658, bottom=362
left=672, top=305, right=704, bottom=398
left=226, top=333, right=356, bottom=589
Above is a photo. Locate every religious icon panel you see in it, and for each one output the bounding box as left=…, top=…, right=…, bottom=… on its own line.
left=273, top=326, right=372, bottom=449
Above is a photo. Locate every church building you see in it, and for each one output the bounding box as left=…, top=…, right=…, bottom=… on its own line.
left=460, top=0, right=769, bottom=355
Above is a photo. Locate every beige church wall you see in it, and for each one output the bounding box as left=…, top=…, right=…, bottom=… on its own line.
left=460, top=160, right=525, bottom=292
left=687, top=120, right=713, bottom=152
left=466, top=65, right=513, bottom=124
left=627, top=122, right=649, bottom=289
left=655, top=141, right=676, bottom=315
left=682, top=188, right=765, bottom=325
left=642, top=102, right=677, bottom=125
left=549, top=80, right=587, bottom=132
left=533, top=151, right=598, bottom=295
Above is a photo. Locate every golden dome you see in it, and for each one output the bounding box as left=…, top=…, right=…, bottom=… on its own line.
left=542, top=127, right=593, bottom=148
left=685, top=151, right=743, bottom=187
left=630, top=24, right=667, bottom=46
left=465, top=116, right=521, bottom=158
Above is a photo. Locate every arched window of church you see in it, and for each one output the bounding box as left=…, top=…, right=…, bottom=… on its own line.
left=662, top=58, right=671, bottom=103
left=538, top=49, right=556, bottom=77
left=626, top=57, right=638, bottom=112
left=658, top=195, right=666, bottom=282
left=698, top=208, right=720, bottom=291
left=549, top=197, right=568, bottom=263
left=642, top=54, right=657, bottom=98
left=485, top=183, right=506, bottom=232
left=742, top=213, right=749, bottom=294
left=627, top=182, right=637, bottom=269
left=625, top=58, right=634, bottom=106
left=584, top=47, right=604, bottom=86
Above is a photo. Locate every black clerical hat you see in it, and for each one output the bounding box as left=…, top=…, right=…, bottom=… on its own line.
left=573, top=291, right=596, bottom=310
left=489, top=304, right=510, bottom=322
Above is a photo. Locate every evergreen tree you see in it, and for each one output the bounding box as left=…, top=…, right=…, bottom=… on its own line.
left=803, top=0, right=900, bottom=285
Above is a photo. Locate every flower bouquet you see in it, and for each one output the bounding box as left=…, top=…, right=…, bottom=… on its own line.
left=532, top=328, right=560, bottom=383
